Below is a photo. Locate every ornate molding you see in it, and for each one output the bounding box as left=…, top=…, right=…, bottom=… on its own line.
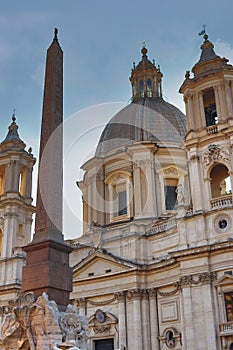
left=157, top=284, right=180, bottom=297
left=178, top=271, right=217, bottom=288
left=93, top=325, right=111, bottom=334
left=189, top=154, right=199, bottom=162
left=86, top=295, right=116, bottom=306
left=127, top=289, right=142, bottom=300
left=163, top=166, right=178, bottom=177
left=0, top=216, right=5, bottom=230
left=203, top=144, right=230, bottom=166
left=114, top=291, right=125, bottom=302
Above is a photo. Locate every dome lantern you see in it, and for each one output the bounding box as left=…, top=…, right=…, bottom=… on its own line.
left=130, top=45, right=163, bottom=101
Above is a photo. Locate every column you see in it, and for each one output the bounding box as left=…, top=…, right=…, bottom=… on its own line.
left=133, top=162, right=142, bottom=217
left=148, top=289, right=159, bottom=350
left=140, top=159, right=156, bottom=217
left=186, top=94, right=194, bottom=131
left=116, top=292, right=127, bottom=349
left=141, top=289, right=151, bottom=350
left=201, top=282, right=218, bottom=350
left=188, top=155, right=204, bottom=212
left=12, top=160, right=20, bottom=192
left=25, top=167, right=33, bottom=198
left=214, top=86, right=223, bottom=122
left=4, top=162, right=13, bottom=192
left=218, top=84, right=228, bottom=119
left=133, top=290, right=143, bottom=350
left=181, top=285, right=195, bottom=350
left=126, top=291, right=134, bottom=350
left=225, top=81, right=233, bottom=118
left=198, top=92, right=205, bottom=128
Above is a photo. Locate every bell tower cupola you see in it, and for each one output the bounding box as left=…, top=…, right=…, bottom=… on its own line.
left=180, top=33, right=233, bottom=132
left=0, top=114, right=36, bottom=304
left=130, top=46, right=163, bottom=102
left=180, top=32, right=233, bottom=214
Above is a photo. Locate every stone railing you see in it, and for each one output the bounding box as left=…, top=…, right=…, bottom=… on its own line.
left=207, top=124, right=218, bottom=135
left=210, top=195, right=232, bottom=210
left=219, top=321, right=233, bottom=335
left=147, top=219, right=177, bottom=235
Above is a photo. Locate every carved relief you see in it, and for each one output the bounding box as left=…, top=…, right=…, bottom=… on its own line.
left=203, top=144, right=230, bottom=166
left=0, top=292, right=89, bottom=350
left=159, top=327, right=182, bottom=350
left=189, top=154, right=199, bottom=162
left=89, top=309, right=118, bottom=337
left=163, top=167, right=178, bottom=177
left=178, top=271, right=217, bottom=288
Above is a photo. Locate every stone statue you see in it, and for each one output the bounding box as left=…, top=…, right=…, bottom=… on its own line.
left=0, top=292, right=89, bottom=350
left=176, top=184, right=185, bottom=205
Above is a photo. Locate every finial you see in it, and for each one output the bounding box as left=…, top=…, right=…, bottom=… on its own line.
left=198, top=24, right=208, bottom=40
left=12, top=109, right=16, bottom=123
left=133, top=61, right=135, bottom=69
left=54, top=28, right=58, bottom=40
left=185, top=70, right=190, bottom=79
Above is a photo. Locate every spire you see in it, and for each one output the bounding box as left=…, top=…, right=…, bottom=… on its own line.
left=191, top=31, right=231, bottom=78
left=1, top=111, right=26, bottom=152
left=198, top=33, right=218, bottom=64
left=3, top=112, right=21, bottom=142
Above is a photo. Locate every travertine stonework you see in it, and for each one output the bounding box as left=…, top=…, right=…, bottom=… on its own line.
left=70, top=34, right=233, bottom=350
left=2, top=31, right=233, bottom=350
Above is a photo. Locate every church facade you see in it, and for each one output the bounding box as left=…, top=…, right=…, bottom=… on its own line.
left=1, top=31, right=233, bottom=350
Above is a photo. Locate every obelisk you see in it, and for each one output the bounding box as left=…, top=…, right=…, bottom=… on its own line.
left=22, top=29, right=73, bottom=307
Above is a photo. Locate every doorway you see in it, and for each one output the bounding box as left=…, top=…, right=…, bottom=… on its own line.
left=94, top=338, right=114, bottom=350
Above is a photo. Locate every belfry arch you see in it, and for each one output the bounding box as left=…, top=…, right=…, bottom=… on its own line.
left=209, top=163, right=231, bottom=199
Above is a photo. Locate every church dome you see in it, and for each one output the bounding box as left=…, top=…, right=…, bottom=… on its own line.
left=95, top=97, right=186, bottom=156
left=96, top=46, right=186, bottom=156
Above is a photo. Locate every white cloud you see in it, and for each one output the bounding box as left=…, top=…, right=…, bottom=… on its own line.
left=215, top=40, right=233, bottom=64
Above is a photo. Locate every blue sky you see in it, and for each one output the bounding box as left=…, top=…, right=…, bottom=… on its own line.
left=1, top=0, right=233, bottom=238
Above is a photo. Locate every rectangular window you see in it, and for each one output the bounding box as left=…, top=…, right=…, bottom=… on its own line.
left=94, top=338, right=114, bottom=350
left=118, top=190, right=127, bottom=216
left=165, top=186, right=177, bottom=210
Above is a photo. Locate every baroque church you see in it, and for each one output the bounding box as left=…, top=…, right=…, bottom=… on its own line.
left=1, top=29, right=233, bottom=350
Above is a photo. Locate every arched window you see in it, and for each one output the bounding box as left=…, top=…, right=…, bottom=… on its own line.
left=210, top=164, right=231, bottom=198
left=0, top=166, right=5, bottom=195
left=19, top=168, right=26, bottom=196
left=203, top=88, right=218, bottom=126
left=139, top=80, right=144, bottom=97
left=147, top=79, right=152, bottom=97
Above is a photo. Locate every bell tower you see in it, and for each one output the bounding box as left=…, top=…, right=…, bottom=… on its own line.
left=180, top=32, right=233, bottom=213
left=0, top=114, right=36, bottom=302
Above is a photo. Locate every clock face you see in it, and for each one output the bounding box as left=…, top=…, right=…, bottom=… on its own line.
left=96, top=309, right=105, bottom=323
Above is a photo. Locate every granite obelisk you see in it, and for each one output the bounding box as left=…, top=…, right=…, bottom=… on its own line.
left=22, top=29, right=72, bottom=307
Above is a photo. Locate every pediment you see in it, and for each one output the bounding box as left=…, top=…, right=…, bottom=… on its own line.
left=214, top=273, right=233, bottom=287
left=73, top=250, right=137, bottom=280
